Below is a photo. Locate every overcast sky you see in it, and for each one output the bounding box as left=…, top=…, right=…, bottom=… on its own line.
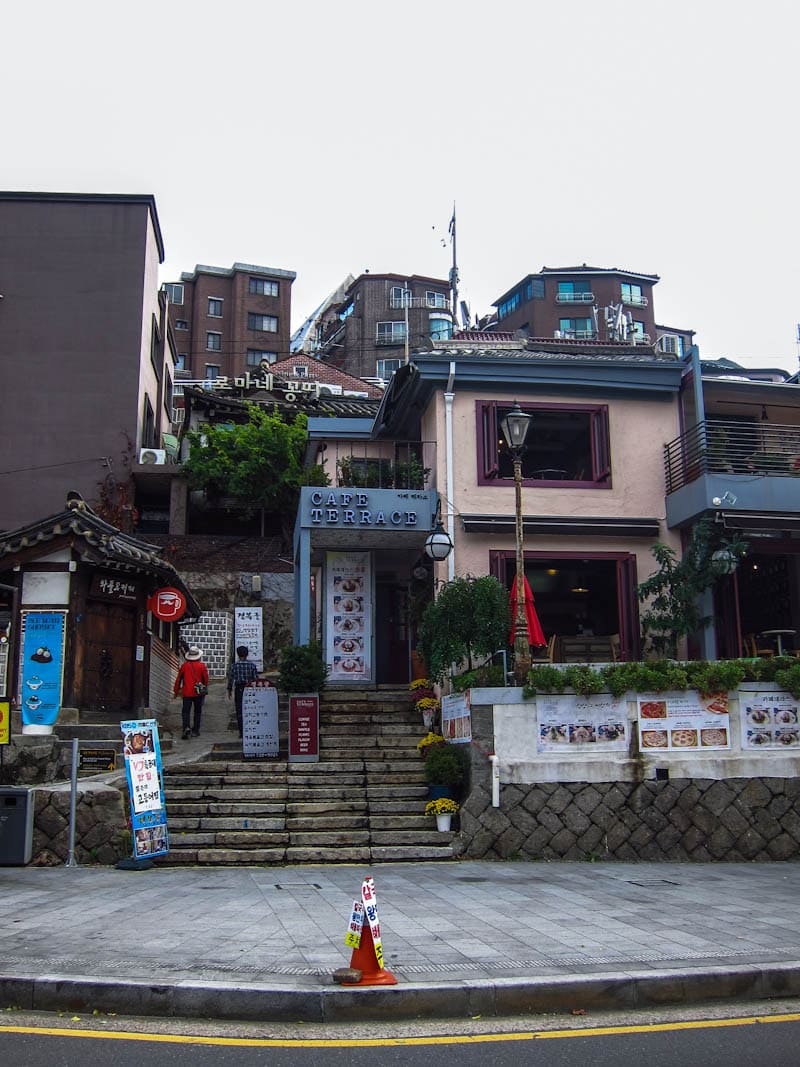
left=4, top=1, right=798, bottom=371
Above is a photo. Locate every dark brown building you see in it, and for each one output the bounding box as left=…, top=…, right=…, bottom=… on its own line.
left=310, top=273, right=453, bottom=382
left=0, top=192, right=175, bottom=532
left=164, top=262, right=296, bottom=383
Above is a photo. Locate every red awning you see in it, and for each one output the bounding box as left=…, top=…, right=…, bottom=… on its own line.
left=510, top=575, right=546, bottom=648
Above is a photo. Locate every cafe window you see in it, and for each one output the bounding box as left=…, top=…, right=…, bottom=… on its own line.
left=477, top=400, right=611, bottom=487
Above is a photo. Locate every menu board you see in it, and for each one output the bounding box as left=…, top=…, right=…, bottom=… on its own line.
left=242, top=680, right=279, bottom=758
left=740, top=691, right=800, bottom=750
left=537, top=694, right=628, bottom=752
left=327, top=551, right=371, bottom=681
left=638, top=692, right=731, bottom=752
left=442, top=692, right=471, bottom=743
left=234, top=607, right=264, bottom=671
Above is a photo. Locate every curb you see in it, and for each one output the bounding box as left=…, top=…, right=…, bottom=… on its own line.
left=3, top=962, right=800, bottom=1022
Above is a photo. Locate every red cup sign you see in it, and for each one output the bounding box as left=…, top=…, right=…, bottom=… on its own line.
left=147, top=587, right=187, bottom=621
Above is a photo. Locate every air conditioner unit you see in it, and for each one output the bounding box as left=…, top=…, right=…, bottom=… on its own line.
left=139, top=448, right=167, bottom=465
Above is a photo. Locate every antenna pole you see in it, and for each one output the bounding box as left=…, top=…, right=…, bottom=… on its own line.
left=449, top=204, right=458, bottom=333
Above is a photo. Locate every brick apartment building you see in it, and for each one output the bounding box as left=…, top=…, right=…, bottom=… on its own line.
left=491, top=264, right=693, bottom=356
left=306, top=272, right=453, bottom=382
left=164, top=262, right=296, bottom=382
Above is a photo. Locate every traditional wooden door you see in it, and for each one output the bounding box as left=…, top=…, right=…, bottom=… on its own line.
left=81, top=601, right=136, bottom=713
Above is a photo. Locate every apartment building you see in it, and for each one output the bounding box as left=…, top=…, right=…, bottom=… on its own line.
left=308, top=272, right=453, bottom=382
left=164, top=262, right=296, bottom=382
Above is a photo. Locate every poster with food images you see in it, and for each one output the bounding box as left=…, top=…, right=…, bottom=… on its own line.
left=537, top=694, right=628, bottom=752
left=120, top=717, right=169, bottom=859
left=638, top=692, right=731, bottom=752
left=19, top=610, right=67, bottom=731
left=741, top=692, right=800, bottom=750
left=442, top=692, right=471, bottom=743
left=327, top=551, right=371, bottom=681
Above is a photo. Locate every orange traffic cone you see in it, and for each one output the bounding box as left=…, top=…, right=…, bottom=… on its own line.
left=346, top=918, right=398, bottom=986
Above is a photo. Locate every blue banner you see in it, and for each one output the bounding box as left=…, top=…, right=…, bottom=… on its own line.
left=21, top=611, right=66, bottom=730
left=120, top=718, right=169, bottom=858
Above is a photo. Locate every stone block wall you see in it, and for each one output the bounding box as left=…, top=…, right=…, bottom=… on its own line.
left=179, top=611, right=232, bottom=677
left=149, top=637, right=181, bottom=712
left=0, top=736, right=60, bottom=785
left=31, top=784, right=128, bottom=866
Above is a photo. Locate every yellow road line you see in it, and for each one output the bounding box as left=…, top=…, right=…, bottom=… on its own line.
left=1, top=1013, right=800, bottom=1047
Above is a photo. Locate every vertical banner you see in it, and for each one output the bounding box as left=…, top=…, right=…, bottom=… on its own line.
left=442, top=692, right=472, bottom=743
left=289, top=694, right=319, bottom=762
left=0, top=618, right=10, bottom=698
left=0, top=701, right=9, bottom=745
left=242, top=680, right=279, bottom=758
left=327, top=551, right=371, bottom=682
left=234, top=607, right=264, bottom=671
left=360, top=876, right=384, bottom=969
left=120, top=718, right=169, bottom=859
left=20, top=611, right=67, bottom=732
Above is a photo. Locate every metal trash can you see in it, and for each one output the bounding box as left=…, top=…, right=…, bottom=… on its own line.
left=0, top=787, right=34, bottom=865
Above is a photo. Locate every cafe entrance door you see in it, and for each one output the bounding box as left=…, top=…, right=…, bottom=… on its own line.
left=375, top=580, right=410, bottom=684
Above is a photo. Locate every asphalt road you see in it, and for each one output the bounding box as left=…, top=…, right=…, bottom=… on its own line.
left=3, top=1003, right=800, bottom=1067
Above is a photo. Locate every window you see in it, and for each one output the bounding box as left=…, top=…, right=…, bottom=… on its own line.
left=426, top=291, right=447, bottom=308
left=477, top=401, right=611, bottom=486
left=658, top=334, right=685, bottom=357
left=390, top=286, right=410, bottom=306
left=249, top=278, right=279, bottom=297
left=205, top=365, right=220, bottom=380
left=164, top=371, right=173, bottom=415
left=429, top=316, right=452, bottom=341
left=632, top=321, right=646, bottom=342
left=339, top=301, right=354, bottom=321
left=376, top=321, right=406, bottom=345
left=175, top=353, right=187, bottom=371
left=621, top=283, right=646, bottom=306
left=246, top=349, right=277, bottom=366
left=175, top=319, right=189, bottom=330
left=557, top=280, right=593, bottom=303
left=532, top=278, right=545, bottom=299
left=206, top=331, right=222, bottom=351
left=376, top=357, right=403, bottom=380
left=558, top=317, right=593, bottom=338
left=292, top=365, right=309, bottom=378
left=248, top=313, right=278, bottom=332
left=208, top=297, right=223, bottom=317
left=164, top=283, right=184, bottom=305
left=142, top=396, right=156, bottom=448
left=497, top=290, right=522, bottom=319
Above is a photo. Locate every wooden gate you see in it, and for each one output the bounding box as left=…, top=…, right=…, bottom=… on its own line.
left=81, top=601, right=136, bottom=713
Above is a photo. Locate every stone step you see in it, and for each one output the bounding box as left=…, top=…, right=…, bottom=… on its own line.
left=368, top=815, right=433, bottom=830
left=285, top=800, right=368, bottom=815
left=167, top=802, right=287, bottom=816
left=164, top=761, right=289, bottom=775
left=169, top=830, right=290, bottom=847
left=286, top=787, right=368, bottom=802
left=370, top=830, right=451, bottom=845
left=166, top=787, right=289, bottom=801
left=370, top=845, right=455, bottom=861
left=285, top=815, right=368, bottom=831
left=157, top=847, right=288, bottom=866
left=287, top=773, right=365, bottom=787
left=288, top=760, right=364, bottom=774
left=284, top=846, right=371, bottom=863
left=367, top=785, right=429, bottom=799
left=169, top=817, right=286, bottom=832
left=367, top=799, right=429, bottom=814
left=320, top=721, right=419, bottom=735
left=288, top=830, right=370, bottom=847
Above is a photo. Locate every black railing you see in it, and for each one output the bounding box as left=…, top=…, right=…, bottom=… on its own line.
left=664, top=419, right=800, bottom=494
left=325, top=441, right=436, bottom=491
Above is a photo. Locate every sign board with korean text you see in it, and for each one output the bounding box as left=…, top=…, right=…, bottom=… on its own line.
left=19, top=611, right=67, bottom=731
left=289, top=694, right=319, bottom=762
left=234, top=607, right=264, bottom=671
left=242, top=680, right=279, bottom=758
left=120, top=718, right=169, bottom=859
left=79, top=747, right=116, bottom=772
left=89, top=573, right=138, bottom=604
left=740, top=691, right=799, bottom=750
left=638, top=692, right=731, bottom=752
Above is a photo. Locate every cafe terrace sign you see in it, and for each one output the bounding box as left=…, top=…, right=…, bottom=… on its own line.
left=299, top=487, right=435, bottom=532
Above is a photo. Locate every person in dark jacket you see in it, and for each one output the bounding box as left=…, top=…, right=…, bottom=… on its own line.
left=227, top=645, right=259, bottom=737
left=174, top=646, right=209, bottom=739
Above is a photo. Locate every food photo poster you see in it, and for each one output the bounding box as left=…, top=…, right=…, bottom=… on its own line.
left=327, top=551, right=371, bottom=682
left=638, top=693, right=731, bottom=752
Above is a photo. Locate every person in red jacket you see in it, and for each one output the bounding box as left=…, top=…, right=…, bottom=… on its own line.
left=173, top=645, right=209, bottom=739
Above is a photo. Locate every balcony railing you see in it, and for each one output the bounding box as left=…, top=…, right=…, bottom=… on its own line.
left=621, top=294, right=648, bottom=307
left=664, top=419, right=800, bottom=494
left=320, top=441, right=436, bottom=491
left=555, top=292, right=595, bottom=304
left=389, top=295, right=451, bottom=310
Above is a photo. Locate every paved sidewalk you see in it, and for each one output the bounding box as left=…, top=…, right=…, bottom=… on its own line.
left=2, top=860, right=800, bottom=1022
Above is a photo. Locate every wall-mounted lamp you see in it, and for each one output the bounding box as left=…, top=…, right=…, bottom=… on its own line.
left=424, top=521, right=454, bottom=562
left=711, top=548, right=739, bottom=575
left=251, top=574, right=262, bottom=593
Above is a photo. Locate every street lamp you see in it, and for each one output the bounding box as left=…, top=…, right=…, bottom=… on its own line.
left=424, top=520, right=454, bottom=562
left=500, top=402, right=533, bottom=684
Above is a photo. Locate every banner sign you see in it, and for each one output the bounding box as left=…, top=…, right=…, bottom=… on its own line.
left=345, top=899, right=365, bottom=949
left=289, top=694, right=319, bottom=762
left=0, top=620, right=10, bottom=698
left=442, top=692, right=471, bottom=743
left=344, top=877, right=385, bottom=968
left=242, top=680, right=279, bottom=758
left=0, top=701, right=9, bottom=745
left=638, top=692, right=731, bottom=752
left=120, top=718, right=169, bottom=859
left=20, top=611, right=67, bottom=729
left=327, top=551, right=371, bottom=682
left=538, top=693, right=629, bottom=752
left=740, top=691, right=800, bottom=750
left=234, top=607, right=264, bottom=671
left=147, top=588, right=187, bottom=621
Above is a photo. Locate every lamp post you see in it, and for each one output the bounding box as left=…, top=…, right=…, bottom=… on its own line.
left=500, top=403, right=533, bottom=685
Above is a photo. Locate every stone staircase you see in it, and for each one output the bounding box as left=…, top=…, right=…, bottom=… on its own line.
left=158, top=687, right=458, bottom=865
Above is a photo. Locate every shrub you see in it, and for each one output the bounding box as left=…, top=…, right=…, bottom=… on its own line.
left=277, top=641, right=329, bottom=694
left=424, top=743, right=469, bottom=787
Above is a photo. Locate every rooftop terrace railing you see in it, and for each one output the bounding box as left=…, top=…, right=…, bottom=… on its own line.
left=664, top=418, right=800, bottom=494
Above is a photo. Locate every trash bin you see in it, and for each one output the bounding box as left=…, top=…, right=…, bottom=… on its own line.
left=0, top=787, right=34, bottom=865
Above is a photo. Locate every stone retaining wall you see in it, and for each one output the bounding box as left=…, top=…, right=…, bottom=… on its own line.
left=0, top=736, right=60, bottom=785
left=31, top=784, right=128, bottom=866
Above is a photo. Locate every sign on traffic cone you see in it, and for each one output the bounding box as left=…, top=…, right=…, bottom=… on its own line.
left=346, top=916, right=398, bottom=986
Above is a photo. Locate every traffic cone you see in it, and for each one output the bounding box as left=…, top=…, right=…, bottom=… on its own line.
left=346, top=918, right=398, bottom=986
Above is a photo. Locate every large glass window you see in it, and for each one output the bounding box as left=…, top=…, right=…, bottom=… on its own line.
left=376, top=357, right=403, bottom=380
left=376, top=321, right=407, bottom=345
left=621, top=282, right=645, bottom=306
left=426, top=291, right=447, bottom=308
left=558, top=317, right=593, bottom=338
left=557, top=280, right=593, bottom=302
left=208, top=297, right=223, bottom=317
left=429, top=316, right=452, bottom=341
left=164, top=283, right=184, bottom=305
left=249, top=278, right=279, bottom=297
left=478, top=400, right=611, bottom=486
left=247, top=349, right=277, bottom=366
left=206, top=331, right=222, bottom=351
left=248, top=313, right=278, bottom=332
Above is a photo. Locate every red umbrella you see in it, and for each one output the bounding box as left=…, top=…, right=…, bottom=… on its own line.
left=510, top=575, right=546, bottom=648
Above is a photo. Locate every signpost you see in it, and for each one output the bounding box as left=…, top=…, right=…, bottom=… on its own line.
left=289, top=695, right=319, bottom=763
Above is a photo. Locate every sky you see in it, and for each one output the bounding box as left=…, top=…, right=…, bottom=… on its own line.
left=4, top=1, right=799, bottom=372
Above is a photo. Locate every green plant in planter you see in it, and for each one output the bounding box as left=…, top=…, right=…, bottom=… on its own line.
left=424, top=743, right=469, bottom=788
left=563, top=665, right=606, bottom=697
left=418, top=574, right=510, bottom=683
left=684, top=659, right=746, bottom=696
left=524, top=665, right=567, bottom=696
left=774, top=663, right=800, bottom=699
left=277, top=641, right=329, bottom=694
left=452, top=663, right=506, bottom=692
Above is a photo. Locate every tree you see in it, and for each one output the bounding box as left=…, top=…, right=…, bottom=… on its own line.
left=184, top=406, right=328, bottom=540
left=638, top=518, right=747, bottom=658
left=418, top=575, right=510, bottom=682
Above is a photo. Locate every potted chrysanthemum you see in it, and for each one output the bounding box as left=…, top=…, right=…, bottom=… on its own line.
left=425, top=796, right=459, bottom=832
